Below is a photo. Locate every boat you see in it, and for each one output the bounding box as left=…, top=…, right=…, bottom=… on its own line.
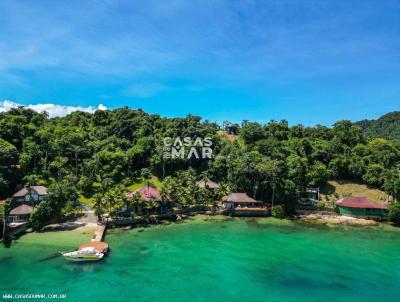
left=62, top=247, right=104, bottom=262
left=62, top=241, right=109, bottom=262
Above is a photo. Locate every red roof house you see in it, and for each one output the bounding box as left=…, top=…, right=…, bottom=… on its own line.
left=336, top=196, right=388, bottom=220
left=126, top=186, right=161, bottom=202
left=336, top=196, right=388, bottom=209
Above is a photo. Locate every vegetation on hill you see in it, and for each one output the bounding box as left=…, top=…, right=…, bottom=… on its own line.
left=0, top=107, right=400, bottom=223
left=356, top=111, right=400, bottom=143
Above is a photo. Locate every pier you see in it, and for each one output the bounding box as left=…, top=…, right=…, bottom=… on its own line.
left=91, top=223, right=107, bottom=242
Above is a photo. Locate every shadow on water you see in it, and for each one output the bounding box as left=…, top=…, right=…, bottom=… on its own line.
left=279, top=276, right=349, bottom=290
left=245, top=218, right=307, bottom=233
left=0, top=256, right=12, bottom=264
left=138, top=245, right=151, bottom=255
left=39, top=222, right=88, bottom=232
left=38, top=253, right=62, bottom=262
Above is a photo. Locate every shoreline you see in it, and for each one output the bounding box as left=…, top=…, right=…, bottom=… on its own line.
left=8, top=212, right=396, bottom=246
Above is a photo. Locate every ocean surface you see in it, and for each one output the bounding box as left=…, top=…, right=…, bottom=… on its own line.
left=1, top=217, right=400, bottom=302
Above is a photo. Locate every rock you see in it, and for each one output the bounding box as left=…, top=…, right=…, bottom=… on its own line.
left=302, top=214, right=379, bottom=226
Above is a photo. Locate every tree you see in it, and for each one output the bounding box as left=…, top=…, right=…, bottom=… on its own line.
left=363, top=164, right=384, bottom=187
left=307, top=162, right=330, bottom=186
left=30, top=181, right=78, bottom=229
left=141, top=168, right=152, bottom=189
left=388, top=202, right=400, bottom=225
left=0, top=138, right=18, bottom=166
left=271, top=205, right=284, bottom=218
left=383, top=168, right=400, bottom=202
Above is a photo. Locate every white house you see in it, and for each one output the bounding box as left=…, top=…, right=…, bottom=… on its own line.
left=13, top=186, right=48, bottom=203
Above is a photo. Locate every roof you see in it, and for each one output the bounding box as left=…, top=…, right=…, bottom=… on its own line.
left=196, top=177, right=220, bottom=189
left=126, top=186, right=161, bottom=201
left=222, top=193, right=258, bottom=203
left=9, top=204, right=33, bottom=215
left=13, top=186, right=48, bottom=198
left=336, top=197, right=388, bottom=209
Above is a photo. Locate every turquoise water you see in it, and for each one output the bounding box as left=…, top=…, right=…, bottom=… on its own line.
left=1, top=217, right=400, bottom=302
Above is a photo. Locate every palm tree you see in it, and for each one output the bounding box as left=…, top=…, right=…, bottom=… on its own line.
left=93, top=193, right=104, bottom=221
left=1, top=200, right=10, bottom=241
left=141, top=168, right=152, bottom=190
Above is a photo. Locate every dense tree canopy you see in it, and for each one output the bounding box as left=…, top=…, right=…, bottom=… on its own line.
left=0, top=107, right=399, bottom=217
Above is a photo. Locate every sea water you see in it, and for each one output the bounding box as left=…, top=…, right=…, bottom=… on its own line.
left=1, top=217, right=400, bottom=302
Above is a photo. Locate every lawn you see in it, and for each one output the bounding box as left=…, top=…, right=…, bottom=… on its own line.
left=78, top=176, right=162, bottom=207
left=126, top=176, right=162, bottom=191
left=78, top=195, right=95, bottom=207
left=320, top=180, right=388, bottom=203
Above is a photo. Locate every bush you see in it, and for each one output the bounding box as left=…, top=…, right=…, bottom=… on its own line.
left=271, top=205, right=285, bottom=218
left=316, top=202, right=325, bottom=210
left=388, top=202, right=400, bottom=225
left=30, top=200, right=57, bottom=229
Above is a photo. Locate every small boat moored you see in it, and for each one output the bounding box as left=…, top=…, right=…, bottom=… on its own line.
left=62, top=247, right=104, bottom=262
left=62, top=241, right=109, bottom=262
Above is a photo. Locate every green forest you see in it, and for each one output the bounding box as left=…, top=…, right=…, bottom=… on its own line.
left=356, top=111, right=400, bottom=143
left=1, top=107, right=400, bottom=225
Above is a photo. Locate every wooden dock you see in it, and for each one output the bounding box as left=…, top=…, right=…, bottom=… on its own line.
left=91, top=223, right=106, bottom=242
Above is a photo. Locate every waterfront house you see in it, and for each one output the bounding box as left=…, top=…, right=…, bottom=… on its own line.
left=336, top=196, right=388, bottom=220
left=8, top=204, right=33, bottom=224
left=298, top=187, right=320, bottom=206
left=305, top=187, right=319, bottom=200
left=196, top=177, right=220, bottom=189
left=126, top=186, right=162, bottom=202
left=13, top=186, right=48, bottom=203
left=126, top=186, right=169, bottom=214
left=222, top=193, right=269, bottom=216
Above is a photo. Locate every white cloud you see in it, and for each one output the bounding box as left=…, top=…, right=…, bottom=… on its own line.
left=0, top=100, right=107, bottom=118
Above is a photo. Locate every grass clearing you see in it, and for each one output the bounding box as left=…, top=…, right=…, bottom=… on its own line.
left=78, top=195, right=95, bottom=207
left=126, top=176, right=162, bottom=191
left=320, top=180, right=388, bottom=203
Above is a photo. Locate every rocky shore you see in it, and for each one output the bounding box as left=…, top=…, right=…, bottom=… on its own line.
left=300, top=213, right=379, bottom=226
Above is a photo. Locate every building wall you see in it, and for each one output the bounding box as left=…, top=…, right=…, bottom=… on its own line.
left=224, top=202, right=234, bottom=209
left=9, top=214, right=30, bottom=223
left=338, top=206, right=387, bottom=220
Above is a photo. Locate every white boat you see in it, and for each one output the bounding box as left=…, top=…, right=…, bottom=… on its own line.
left=62, top=247, right=104, bottom=262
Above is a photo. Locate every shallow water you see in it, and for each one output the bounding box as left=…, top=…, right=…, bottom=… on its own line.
left=1, top=217, right=400, bottom=302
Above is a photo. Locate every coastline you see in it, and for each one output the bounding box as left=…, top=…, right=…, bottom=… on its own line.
left=4, top=212, right=398, bottom=250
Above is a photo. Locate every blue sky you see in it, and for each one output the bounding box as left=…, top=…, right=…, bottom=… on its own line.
left=0, top=0, right=399, bottom=126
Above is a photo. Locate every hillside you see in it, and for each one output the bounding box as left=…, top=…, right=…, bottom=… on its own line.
left=355, top=111, right=400, bottom=142
left=320, top=180, right=389, bottom=203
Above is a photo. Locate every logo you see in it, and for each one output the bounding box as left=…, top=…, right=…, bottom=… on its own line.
left=163, top=137, right=213, bottom=159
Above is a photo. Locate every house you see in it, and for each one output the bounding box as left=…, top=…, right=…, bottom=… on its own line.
left=8, top=204, right=33, bottom=224
left=305, top=187, right=319, bottom=200
left=222, top=193, right=269, bottom=216
left=125, top=186, right=168, bottom=214
left=13, top=186, right=48, bottom=203
left=126, top=186, right=162, bottom=201
left=196, top=177, right=220, bottom=189
left=225, top=124, right=239, bottom=136
left=336, top=196, right=388, bottom=220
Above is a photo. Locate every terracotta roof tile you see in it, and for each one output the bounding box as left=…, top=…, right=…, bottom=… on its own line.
left=336, top=196, right=387, bottom=209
